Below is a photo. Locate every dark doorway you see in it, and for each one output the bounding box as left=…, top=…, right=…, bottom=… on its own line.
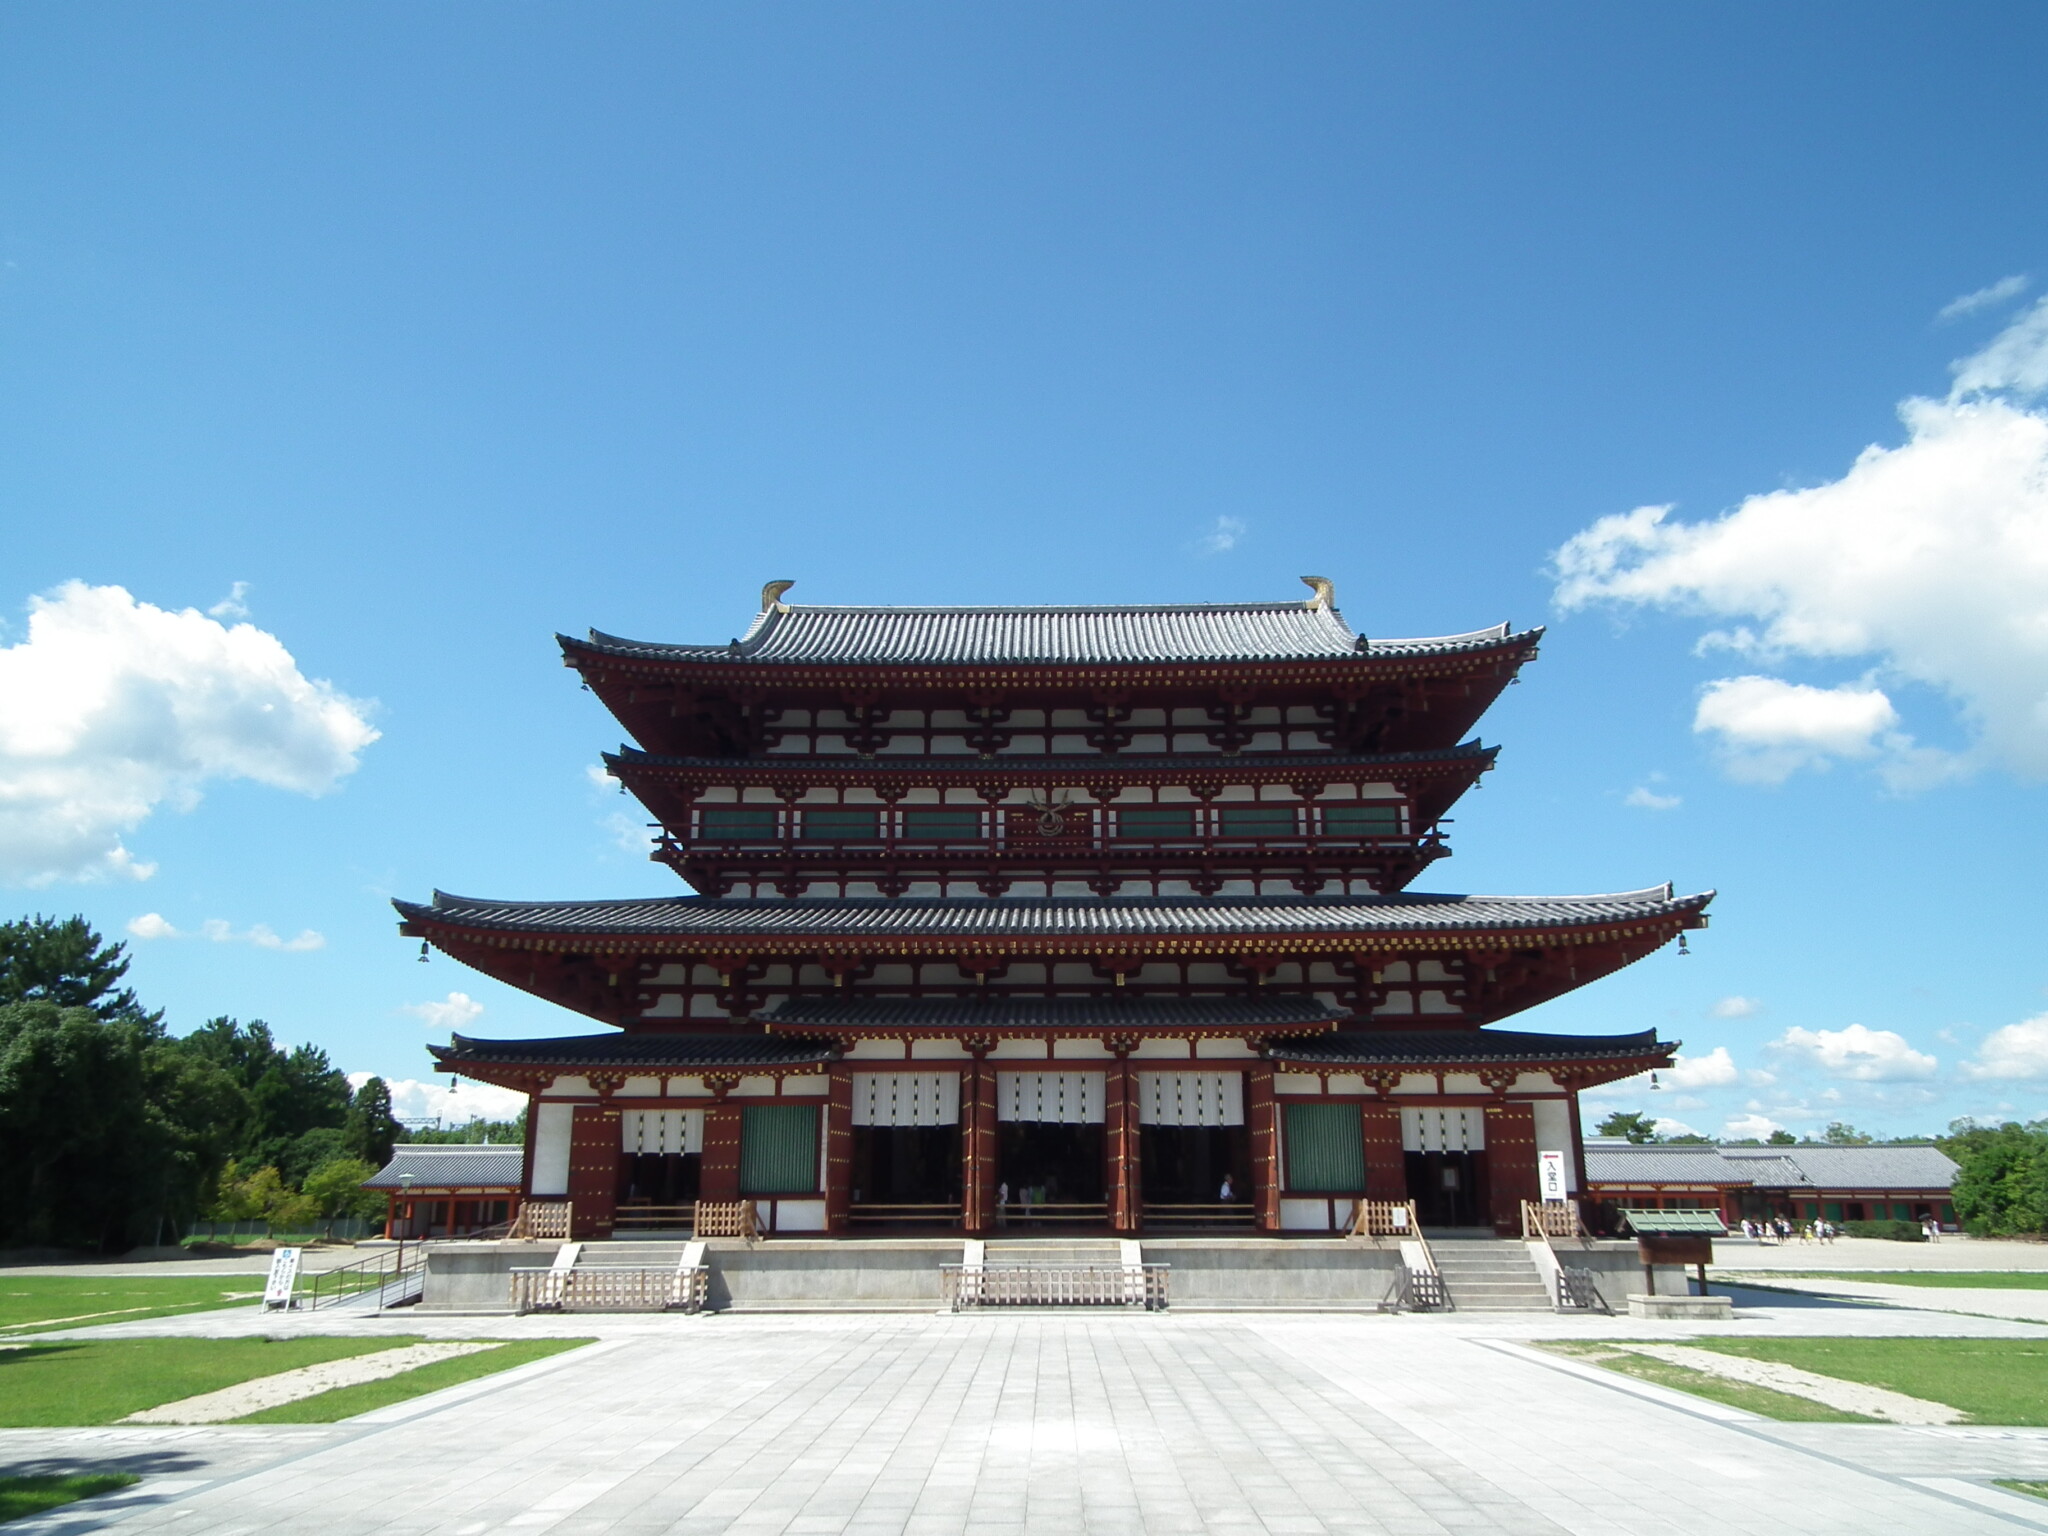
left=998, top=1122, right=1105, bottom=1226
left=851, top=1125, right=962, bottom=1228
left=619, top=1152, right=700, bottom=1206
left=1406, top=1150, right=1487, bottom=1227
left=1140, top=1125, right=1252, bottom=1227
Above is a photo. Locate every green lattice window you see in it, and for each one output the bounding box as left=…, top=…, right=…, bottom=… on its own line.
left=798, top=808, right=883, bottom=842
left=699, top=806, right=778, bottom=841
left=1283, top=1102, right=1365, bottom=1192
left=740, top=1105, right=820, bottom=1195
left=901, top=808, right=981, bottom=842
left=1216, top=805, right=1297, bottom=838
left=1321, top=803, right=1402, bottom=837
left=1114, top=806, right=1197, bottom=839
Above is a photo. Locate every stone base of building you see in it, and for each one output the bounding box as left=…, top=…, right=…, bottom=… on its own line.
left=1627, top=1292, right=1734, bottom=1321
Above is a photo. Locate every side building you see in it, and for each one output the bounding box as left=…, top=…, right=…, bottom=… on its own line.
left=1584, top=1142, right=1959, bottom=1229
left=398, top=582, right=1712, bottom=1239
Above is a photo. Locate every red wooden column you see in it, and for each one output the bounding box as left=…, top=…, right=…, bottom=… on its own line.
left=1360, top=1102, right=1407, bottom=1200
left=825, top=1069, right=854, bottom=1234
left=1484, top=1100, right=1539, bottom=1236
left=1247, top=1064, right=1281, bottom=1233
left=961, top=1053, right=997, bottom=1234
left=565, top=1103, right=620, bottom=1240
left=1106, top=1053, right=1139, bottom=1234
left=701, top=1102, right=744, bottom=1202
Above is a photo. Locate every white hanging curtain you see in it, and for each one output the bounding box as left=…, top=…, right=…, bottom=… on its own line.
left=996, top=1071, right=1105, bottom=1124
left=851, top=1072, right=961, bottom=1127
left=1136, top=1071, right=1245, bottom=1127
left=1400, top=1106, right=1485, bottom=1153
left=620, top=1108, right=705, bottom=1155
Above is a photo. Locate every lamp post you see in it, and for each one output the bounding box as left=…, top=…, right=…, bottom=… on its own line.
left=396, top=1171, right=415, bottom=1272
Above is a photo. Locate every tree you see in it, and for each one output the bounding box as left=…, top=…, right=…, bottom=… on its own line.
left=301, top=1157, right=383, bottom=1222
left=1767, top=1130, right=1797, bottom=1145
left=1822, top=1122, right=1875, bottom=1146
left=343, top=1077, right=403, bottom=1166
left=0, top=916, right=155, bottom=1025
left=1943, top=1120, right=2048, bottom=1237
left=405, top=1117, right=526, bottom=1146
left=1595, top=1110, right=1660, bottom=1145
left=169, top=1018, right=351, bottom=1168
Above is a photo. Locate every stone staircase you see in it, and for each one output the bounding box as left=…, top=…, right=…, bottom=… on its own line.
left=1426, top=1237, right=1552, bottom=1312
left=983, top=1239, right=1124, bottom=1266
left=578, top=1239, right=694, bottom=1272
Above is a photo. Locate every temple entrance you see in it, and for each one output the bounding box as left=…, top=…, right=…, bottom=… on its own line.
left=616, top=1108, right=703, bottom=1230
left=619, top=1152, right=700, bottom=1205
left=996, top=1070, right=1106, bottom=1228
left=850, top=1072, right=963, bottom=1229
left=1137, top=1069, right=1252, bottom=1229
left=1405, top=1150, right=1487, bottom=1227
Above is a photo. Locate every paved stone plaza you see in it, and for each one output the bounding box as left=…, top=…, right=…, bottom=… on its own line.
left=11, top=1301, right=2048, bottom=1535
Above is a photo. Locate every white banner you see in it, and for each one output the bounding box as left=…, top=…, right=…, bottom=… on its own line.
left=621, top=1108, right=704, bottom=1155
left=1400, top=1106, right=1485, bottom=1152
left=1538, top=1149, right=1568, bottom=1202
left=1137, top=1071, right=1245, bottom=1127
left=852, top=1072, right=961, bottom=1127
left=997, top=1071, right=1105, bottom=1124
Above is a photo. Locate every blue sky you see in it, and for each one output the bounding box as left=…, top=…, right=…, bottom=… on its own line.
left=4, top=5, right=2046, bottom=1137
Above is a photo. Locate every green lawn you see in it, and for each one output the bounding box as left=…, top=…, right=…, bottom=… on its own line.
left=1689, top=1337, right=2048, bottom=1425
left=235, top=1338, right=592, bottom=1422
left=0, top=1336, right=403, bottom=1426
left=1999, top=1481, right=2048, bottom=1503
left=1534, top=1341, right=1869, bottom=1422
left=0, top=1276, right=260, bottom=1333
left=1739, top=1271, right=2048, bottom=1290
left=0, top=1473, right=138, bottom=1523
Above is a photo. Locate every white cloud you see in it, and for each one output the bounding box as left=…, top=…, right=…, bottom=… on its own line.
left=126, top=912, right=325, bottom=952
left=1553, top=299, right=2048, bottom=787
left=0, top=582, right=379, bottom=885
left=585, top=763, right=616, bottom=793
left=1773, top=1023, right=1938, bottom=1082
left=349, top=1071, right=527, bottom=1126
left=1652, top=1117, right=1696, bottom=1137
left=1712, top=995, right=1760, bottom=1019
left=1939, top=275, right=2029, bottom=322
left=605, top=812, right=655, bottom=855
left=1724, top=1112, right=1784, bottom=1140
left=1962, top=1011, right=2048, bottom=1081
left=1692, top=676, right=1906, bottom=783
left=1624, top=785, right=1681, bottom=810
left=1664, top=1046, right=1741, bottom=1090
left=401, top=991, right=485, bottom=1032
left=1196, top=516, right=1246, bottom=555
left=207, top=581, right=252, bottom=621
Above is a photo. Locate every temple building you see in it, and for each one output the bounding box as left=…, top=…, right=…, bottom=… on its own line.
left=397, top=580, right=1710, bottom=1240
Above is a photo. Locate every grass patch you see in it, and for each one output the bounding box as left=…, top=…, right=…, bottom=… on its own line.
left=1735, top=1271, right=2048, bottom=1290
left=0, top=1473, right=138, bottom=1522
left=1998, top=1481, right=2048, bottom=1502
left=1534, top=1341, right=1870, bottom=1422
left=0, top=1336, right=411, bottom=1426
left=0, top=1276, right=259, bottom=1333
left=1690, top=1337, right=2048, bottom=1425
left=236, top=1338, right=593, bottom=1423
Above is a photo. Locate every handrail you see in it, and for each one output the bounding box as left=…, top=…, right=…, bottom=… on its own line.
left=301, top=1245, right=426, bottom=1311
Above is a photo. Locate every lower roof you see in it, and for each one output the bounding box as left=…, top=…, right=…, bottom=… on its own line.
left=361, top=1144, right=525, bottom=1191
left=757, top=995, right=1344, bottom=1033
left=1269, top=1028, right=1672, bottom=1066
left=431, top=1033, right=837, bottom=1071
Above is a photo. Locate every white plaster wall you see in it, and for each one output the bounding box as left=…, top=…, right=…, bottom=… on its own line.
left=531, top=1103, right=574, bottom=1196
left=1531, top=1098, right=1579, bottom=1192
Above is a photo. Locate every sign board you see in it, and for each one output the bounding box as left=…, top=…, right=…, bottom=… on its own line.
left=1537, top=1149, right=1569, bottom=1203
left=263, top=1247, right=302, bottom=1310
left=1389, top=1205, right=1408, bottom=1230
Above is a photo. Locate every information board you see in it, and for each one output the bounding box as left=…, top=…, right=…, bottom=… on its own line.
left=263, top=1246, right=302, bottom=1310
left=1537, top=1149, right=1568, bottom=1202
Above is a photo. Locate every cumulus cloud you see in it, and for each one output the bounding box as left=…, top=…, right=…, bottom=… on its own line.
left=1624, top=785, right=1681, bottom=810
left=1196, top=516, right=1246, bottom=555
left=1962, top=1011, right=2048, bottom=1081
left=349, top=1071, right=527, bottom=1126
left=1553, top=299, right=2048, bottom=787
left=207, top=581, right=252, bottom=621
left=126, top=912, right=325, bottom=951
left=1582, top=1047, right=1740, bottom=1100
left=1712, top=995, right=1760, bottom=1019
left=1724, top=1112, right=1784, bottom=1140
left=1773, top=1023, right=1938, bottom=1082
left=1939, top=275, right=2028, bottom=322
left=401, top=991, right=485, bottom=1032
left=0, top=582, right=378, bottom=885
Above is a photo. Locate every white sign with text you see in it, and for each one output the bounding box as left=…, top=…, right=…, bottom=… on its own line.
left=1537, top=1150, right=1569, bottom=1202
left=263, top=1247, right=302, bottom=1309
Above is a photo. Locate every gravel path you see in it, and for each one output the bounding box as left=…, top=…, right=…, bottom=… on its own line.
left=1619, top=1342, right=1965, bottom=1424
left=122, top=1341, right=494, bottom=1424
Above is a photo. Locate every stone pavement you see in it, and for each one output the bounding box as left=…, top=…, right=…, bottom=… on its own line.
left=8, top=1310, right=2048, bottom=1534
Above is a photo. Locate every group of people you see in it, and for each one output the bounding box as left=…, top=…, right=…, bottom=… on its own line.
left=1740, top=1216, right=1836, bottom=1244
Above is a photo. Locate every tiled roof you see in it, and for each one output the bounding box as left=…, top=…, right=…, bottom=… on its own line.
left=565, top=603, right=1536, bottom=667
left=430, top=1033, right=836, bottom=1071
left=398, top=886, right=1710, bottom=940
left=1269, top=1028, right=1672, bottom=1066
left=1620, top=1209, right=1728, bottom=1235
left=361, top=1144, right=525, bottom=1191
left=606, top=743, right=1497, bottom=776
left=1584, top=1142, right=1958, bottom=1190
left=759, top=995, right=1345, bottom=1032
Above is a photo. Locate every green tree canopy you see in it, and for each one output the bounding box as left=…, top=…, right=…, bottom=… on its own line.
left=1943, top=1119, right=2048, bottom=1237
left=0, top=916, right=155, bottom=1025
left=343, top=1077, right=403, bottom=1166
left=1595, top=1110, right=1660, bottom=1144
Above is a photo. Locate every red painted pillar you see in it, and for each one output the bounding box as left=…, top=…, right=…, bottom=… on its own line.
left=962, top=1055, right=997, bottom=1234
left=825, top=1070, right=853, bottom=1234
left=1360, top=1102, right=1407, bottom=1200
left=1248, top=1065, right=1281, bottom=1233
left=1484, top=1100, right=1539, bottom=1236
left=566, top=1104, right=620, bottom=1240
left=701, top=1103, right=743, bottom=1202
left=1107, top=1055, right=1139, bottom=1233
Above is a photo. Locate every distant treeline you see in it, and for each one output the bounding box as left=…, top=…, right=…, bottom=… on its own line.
left=0, top=914, right=513, bottom=1252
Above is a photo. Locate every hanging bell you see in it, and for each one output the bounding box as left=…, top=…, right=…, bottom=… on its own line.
left=418, top=940, right=430, bottom=963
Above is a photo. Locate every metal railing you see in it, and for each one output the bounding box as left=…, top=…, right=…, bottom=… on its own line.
left=849, top=1202, right=963, bottom=1228
left=942, top=1263, right=1169, bottom=1311
left=1379, top=1266, right=1448, bottom=1313
left=301, top=1245, right=427, bottom=1311
left=1139, top=1202, right=1257, bottom=1230
left=1557, top=1267, right=1611, bottom=1314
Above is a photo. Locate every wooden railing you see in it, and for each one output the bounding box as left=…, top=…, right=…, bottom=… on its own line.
left=995, top=1201, right=1108, bottom=1228
left=1378, top=1266, right=1448, bottom=1313
left=692, top=1200, right=760, bottom=1239
left=849, top=1203, right=963, bottom=1227
left=1348, top=1199, right=1423, bottom=1241
left=612, top=1204, right=696, bottom=1233
left=509, top=1201, right=572, bottom=1240
left=511, top=1259, right=708, bottom=1314
left=1139, top=1203, right=1257, bottom=1230
left=1521, top=1200, right=1585, bottom=1241
left=942, top=1263, right=1169, bottom=1311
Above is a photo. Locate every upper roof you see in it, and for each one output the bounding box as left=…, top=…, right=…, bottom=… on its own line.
left=397, top=886, right=1711, bottom=940
left=1584, top=1142, right=1958, bottom=1190
left=360, top=1143, right=525, bottom=1191
left=606, top=742, right=1497, bottom=778
left=1269, top=1027, right=1672, bottom=1066
left=759, top=995, right=1345, bottom=1033
left=431, top=1032, right=837, bottom=1071
left=567, top=600, right=1536, bottom=668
